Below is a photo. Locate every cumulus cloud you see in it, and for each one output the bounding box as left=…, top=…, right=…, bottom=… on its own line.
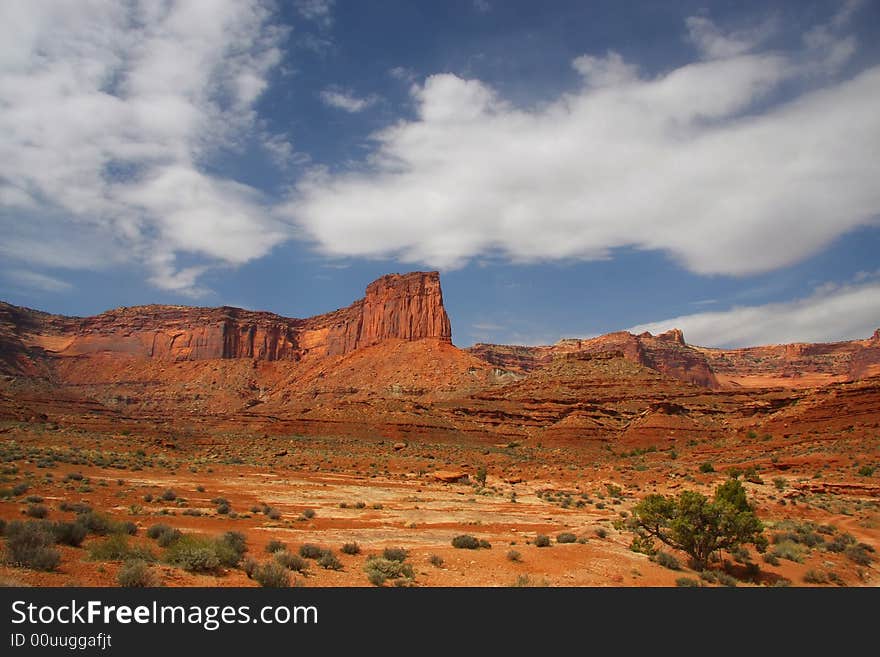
left=0, top=0, right=288, bottom=293
left=285, top=11, right=880, bottom=275
left=319, top=87, right=379, bottom=112
left=629, top=280, right=880, bottom=348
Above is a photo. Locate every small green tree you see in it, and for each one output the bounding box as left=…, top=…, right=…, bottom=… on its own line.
left=629, top=480, right=767, bottom=570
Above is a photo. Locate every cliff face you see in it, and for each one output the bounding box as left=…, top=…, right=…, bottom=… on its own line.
left=468, top=329, right=720, bottom=388
left=697, top=329, right=880, bottom=386
left=1, top=271, right=452, bottom=365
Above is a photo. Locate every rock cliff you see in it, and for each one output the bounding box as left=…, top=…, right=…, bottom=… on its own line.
left=0, top=271, right=452, bottom=365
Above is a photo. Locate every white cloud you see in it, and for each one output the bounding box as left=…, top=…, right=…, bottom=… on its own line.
left=319, top=87, right=379, bottom=113
left=4, top=269, right=72, bottom=293
left=629, top=280, right=880, bottom=348
left=0, top=0, right=289, bottom=294
left=685, top=15, right=775, bottom=59
left=295, top=0, right=335, bottom=28
left=285, top=13, right=880, bottom=276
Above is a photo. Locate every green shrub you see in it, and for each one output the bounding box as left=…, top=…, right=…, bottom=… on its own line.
left=117, top=559, right=159, bottom=587
left=654, top=551, right=681, bottom=570
left=4, top=521, right=61, bottom=571
left=762, top=552, right=780, bottom=566
left=317, top=551, right=343, bottom=570
left=770, top=540, right=805, bottom=563
left=265, top=539, right=286, bottom=554
left=382, top=547, right=408, bottom=562
left=59, top=501, right=92, bottom=514
left=299, top=544, right=324, bottom=559
left=363, top=556, right=414, bottom=586
left=88, top=534, right=155, bottom=562
left=699, top=462, right=715, bottom=473
left=51, top=521, right=88, bottom=547
left=556, top=533, right=577, bottom=544
left=252, top=562, right=290, bottom=587
left=857, top=465, right=875, bottom=477
left=534, top=534, right=551, bottom=548
left=242, top=557, right=258, bottom=578
left=676, top=577, right=700, bottom=587
left=844, top=545, right=872, bottom=566
left=275, top=551, right=309, bottom=574
left=451, top=535, right=480, bottom=549
left=803, top=569, right=828, bottom=584
left=217, top=532, right=247, bottom=566
left=76, top=511, right=117, bottom=536
left=773, top=478, right=786, bottom=491
left=341, top=542, right=361, bottom=555
left=163, top=535, right=230, bottom=573
left=26, top=504, right=49, bottom=519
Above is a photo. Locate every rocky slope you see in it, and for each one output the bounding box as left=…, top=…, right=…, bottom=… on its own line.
left=469, top=329, right=719, bottom=388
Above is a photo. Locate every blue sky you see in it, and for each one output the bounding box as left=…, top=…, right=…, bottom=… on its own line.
left=1, top=0, right=878, bottom=348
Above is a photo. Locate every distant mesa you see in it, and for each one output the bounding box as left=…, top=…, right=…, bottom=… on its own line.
left=0, top=272, right=878, bottom=389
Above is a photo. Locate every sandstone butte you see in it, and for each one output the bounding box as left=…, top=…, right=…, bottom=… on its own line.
left=3, top=270, right=876, bottom=384
left=0, top=270, right=878, bottom=446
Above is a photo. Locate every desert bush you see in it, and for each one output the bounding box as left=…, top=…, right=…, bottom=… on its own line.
left=857, top=465, right=875, bottom=477
left=451, top=535, right=480, bottom=549
left=252, top=562, right=290, bottom=587
left=4, top=521, right=61, bottom=571
left=75, top=511, right=116, bottom=536
left=595, top=528, right=607, bottom=539
left=382, top=547, right=408, bottom=562
left=241, top=557, right=258, bottom=578
left=12, top=482, right=29, bottom=496
left=341, top=542, right=361, bottom=555
left=429, top=554, right=444, bottom=567
left=363, top=556, right=414, bottom=586
left=163, top=535, right=230, bottom=573
left=676, top=577, right=701, bottom=587
left=506, top=549, right=522, bottom=562
left=24, top=495, right=44, bottom=504
left=844, top=545, right=873, bottom=566
left=88, top=534, right=155, bottom=562
left=26, top=504, right=49, bottom=519
left=275, top=551, right=309, bottom=574
left=300, top=508, right=316, bottom=519
left=117, top=559, right=160, bottom=587
left=534, top=534, right=551, bottom=548
left=266, top=508, right=282, bottom=520
left=762, top=552, right=780, bottom=566
left=317, top=551, right=343, bottom=570
left=699, top=462, right=715, bottom=473
left=156, top=529, right=183, bottom=548
left=654, top=551, right=681, bottom=570
left=217, top=532, right=247, bottom=566
left=299, top=544, right=324, bottom=559
left=773, top=478, right=787, bottom=491
left=215, top=502, right=230, bottom=515
left=160, top=489, right=176, bottom=502
left=51, top=521, right=88, bottom=547
left=803, top=569, right=829, bottom=584
left=770, top=540, right=805, bottom=563
left=265, top=539, right=287, bottom=554
left=556, top=532, right=577, bottom=544
left=59, top=501, right=92, bottom=514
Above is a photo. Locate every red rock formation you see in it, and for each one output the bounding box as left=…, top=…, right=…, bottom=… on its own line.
left=468, top=329, right=719, bottom=388
left=0, top=271, right=452, bottom=365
